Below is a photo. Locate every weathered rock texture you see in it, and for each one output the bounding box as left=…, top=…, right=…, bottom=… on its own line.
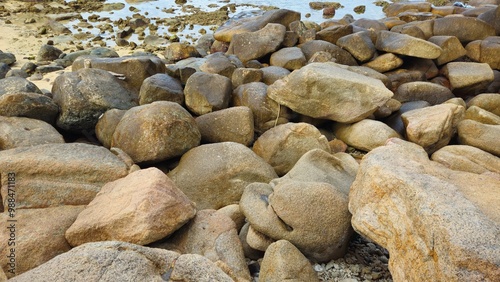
left=349, top=138, right=500, bottom=282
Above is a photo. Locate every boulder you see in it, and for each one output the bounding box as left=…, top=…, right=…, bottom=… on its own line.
left=231, top=67, right=263, bottom=88
left=269, top=47, right=306, bottom=70
left=363, top=53, right=403, bottom=73
left=428, top=36, right=467, bottom=65
left=467, top=93, right=500, bottom=116
left=138, top=73, right=184, bottom=105
left=333, top=119, right=402, bottom=152
left=383, top=100, right=432, bottom=136
left=52, top=68, right=137, bottom=133
left=95, top=109, right=127, bottom=149
left=65, top=168, right=196, bottom=246
left=349, top=138, right=500, bottom=282
left=465, top=105, right=500, bottom=125
left=111, top=101, right=201, bottom=164
left=240, top=180, right=353, bottom=262
left=402, top=103, right=465, bottom=154
left=300, top=40, right=358, bottom=66
left=0, top=116, right=64, bottom=150
left=168, top=142, right=277, bottom=210
left=0, top=77, right=42, bottom=96
left=466, top=37, right=500, bottom=70
left=252, top=122, right=330, bottom=176
left=232, top=82, right=289, bottom=133
left=184, top=71, right=232, bottom=115
left=336, top=31, right=376, bottom=62
left=9, top=241, right=233, bottom=282
left=157, top=209, right=251, bottom=282
left=441, top=62, right=495, bottom=96
left=433, top=17, right=496, bottom=43
left=72, top=55, right=167, bottom=94
left=275, top=149, right=359, bottom=196
left=0, top=143, right=131, bottom=210
left=195, top=106, right=254, bottom=146
left=214, top=9, right=300, bottom=42
left=0, top=51, right=16, bottom=65
left=315, top=24, right=354, bottom=45
left=384, top=2, right=433, bottom=17
left=259, top=240, right=319, bottom=282
left=267, top=62, right=393, bottom=123
left=431, top=145, right=500, bottom=175
left=458, top=119, right=500, bottom=156
left=0, top=206, right=84, bottom=279
left=227, top=23, right=286, bottom=63
left=36, top=44, right=63, bottom=62
left=375, top=30, right=442, bottom=59
left=477, top=4, right=500, bottom=35
left=199, top=52, right=239, bottom=78
left=260, top=66, right=290, bottom=85
left=163, top=42, right=201, bottom=62
left=0, top=92, right=58, bottom=124
left=394, top=81, right=455, bottom=105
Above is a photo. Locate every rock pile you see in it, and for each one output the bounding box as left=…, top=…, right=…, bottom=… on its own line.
left=1, top=1, right=499, bottom=281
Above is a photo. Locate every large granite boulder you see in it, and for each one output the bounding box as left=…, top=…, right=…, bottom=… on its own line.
left=0, top=206, right=84, bottom=279
left=111, top=101, right=201, bottom=164
left=349, top=138, right=500, bottom=282
left=184, top=71, right=232, bottom=115
left=333, top=119, right=401, bottom=152
left=457, top=119, right=500, bottom=156
left=9, top=241, right=233, bottom=282
left=168, top=142, right=277, bottom=210
left=267, top=62, right=393, bottom=123
left=431, top=145, right=500, bottom=175
left=0, top=116, right=64, bottom=150
left=0, top=77, right=42, bottom=96
left=138, top=73, right=184, bottom=105
left=375, top=30, right=442, bottom=59
left=52, top=68, right=137, bottom=133
left=65, top=168, right=196, bottom=247
left=433, top=17, right=496, bottom=43
left=227, top=23, right=286, bottom=63
left=0, top=92, right=59, bottom=124
left=0, top=143, right=131, bottom=210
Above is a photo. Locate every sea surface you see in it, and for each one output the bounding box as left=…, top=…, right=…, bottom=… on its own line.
left=65, top=0, right=418, bottom=45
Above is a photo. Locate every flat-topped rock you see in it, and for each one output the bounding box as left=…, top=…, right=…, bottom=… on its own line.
left=375, top=30, right=442, bottom=59
left=0, top=116, right=64, bottom=149
left=433, top=17, right=496, bottom=43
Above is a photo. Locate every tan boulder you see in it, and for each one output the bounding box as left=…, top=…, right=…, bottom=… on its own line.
left=195, top=106, right=254, bottom=146
left=467, top=93, right=500, bottom=116
left=253, top=122, right=330, bottom=176
left=269, top=47, right=306, bottom=70
left=111, top=101, right=201, bottom=164
left=184, top=71, right=232, bottom=115
left=464, top=105, right=500, bottom=125
left=402, top=103, right=465, bottom=154
left=458, top=119, right=500, bottom=156
left=363, top=53, right=403, bottom=73
left=0, top=116, right=64, bottom=150
left=375, top=30, right=442, bottom=59
left=95, top=108, right=127, bottom=149
left=9, top=241, right=233, bottom=282
left=157, top=209, right=251, bottom=282
left=336, top=31, right=376, bottom=63
left=0, top=92, right=59, bottom=124
left=260, top=240, right=319, bottom=282
left=441, top=62, right=494, bottom=96
left=65, top=167, right=196, bottom=246
left=231, top=67, right=263, bottom=88
left=349, top=138, right=500, bottom=282
left=267, top=62, right=393, bottom=123
left=428, top=36, right=467, bottom=66
left=240, top=180, right=353, bottom=262
left=394, top=81, right=455, bottom=105
left=163, top=42, right=201, bottom=62
left=168, top=142, right=277, bottom=210
left=0, top=206, right=84, bottom=279
left=433, top=17, right=496, bottom=43
left=431, top=145, right=500, bottom=175
left=0, top=143, right=131, bottom=210
left=333, top=119, right=401, bottom=152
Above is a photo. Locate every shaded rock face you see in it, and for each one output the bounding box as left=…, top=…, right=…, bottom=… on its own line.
left=168, top=142, right=277, bottom=210
left=158, top=209, right=251, bottom=282
left=0, top=77, right=42, bottom=96
left=259, top=240, right=319, bottom=282
left=184, top=71, right=232, bottom=115
left=0, top=116, right=64, bottom=149
left=72, top=55, right=167, bottom=94
left=65, top=168, right=196, bottom=247
left=111, top=101, right=201, bottom=164
left=52, top=68, right=137, bottom=133
left=349, top=138, right=500, bottom=282
left=138, top=73, right=184, bottom=106
left=267, top=62, right=393, bottom=123
left=0, top=143, right=131, bottom=210
left=9, top=241, right=233, bottom=282
left=0, top=92, right=59, bottom=124
left=252, top=122, right=331, bottom=176
left=240, top=180, right=353, bottom=263
left=95, top=108, right=127, bottom=149
left=227, top=23, right=286, bottom=63
left=0, top=206, right=84, bottom=279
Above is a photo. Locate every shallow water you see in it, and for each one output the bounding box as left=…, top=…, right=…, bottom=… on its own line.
left=65, top=0, right=410, bottom=46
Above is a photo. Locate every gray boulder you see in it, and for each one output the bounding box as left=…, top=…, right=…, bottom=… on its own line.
left=138, top=73, right=184, bottom=106
left=184, top=71, right=232, bottom=115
